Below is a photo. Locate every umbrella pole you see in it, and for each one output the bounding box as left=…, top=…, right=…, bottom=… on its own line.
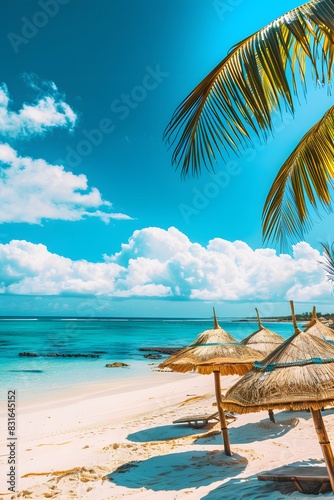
left=213, top=370, right=232, bottom=456
left=268, top=409, right=275, bottom=423
left=310, top=408, right=334, bottom=492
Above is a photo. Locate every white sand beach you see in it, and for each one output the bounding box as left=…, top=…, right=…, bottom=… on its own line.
left=0, top=369, right=332, bottom=499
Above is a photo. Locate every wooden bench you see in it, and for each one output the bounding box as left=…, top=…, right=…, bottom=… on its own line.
left=172, top=411, right=236, bottom=429
left=258, top=465, right=330, bottom=494
left=172, top=412, right=219, bottom=428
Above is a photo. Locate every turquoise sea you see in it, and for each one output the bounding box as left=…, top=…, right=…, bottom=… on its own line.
left=0, top=317, right=296, bottom=401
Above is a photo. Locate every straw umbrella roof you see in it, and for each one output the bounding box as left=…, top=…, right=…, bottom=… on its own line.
left=223, top=303, right=334, bottom=414
left=222, top=300, right=334, bottom=492
left=304, top=306, right=334, bottom=343
left=159, top=310, right=262, bottom=376
left=240, top=308, right=284, bottom=356
left=159, top=308, right=263, bottom=456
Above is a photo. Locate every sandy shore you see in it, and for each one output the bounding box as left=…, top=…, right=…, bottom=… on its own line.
left=0, top=369, right=333, bottom=499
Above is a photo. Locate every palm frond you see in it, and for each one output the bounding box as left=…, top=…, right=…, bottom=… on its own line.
left=262, top=106, right=334, bottom=248
left=321, top=242, right=334, bottom=282
left=164, top=0, right=334, bottom=176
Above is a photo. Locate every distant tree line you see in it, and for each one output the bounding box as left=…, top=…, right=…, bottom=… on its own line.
left=260, top=312, right=334, bottom=321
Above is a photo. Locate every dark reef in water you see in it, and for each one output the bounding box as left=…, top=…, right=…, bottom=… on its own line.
left=19, top=352, right=100, bottom=358
left=139, top=347, right=183, bottom=355
left=9, top=369, right=44, bottom=373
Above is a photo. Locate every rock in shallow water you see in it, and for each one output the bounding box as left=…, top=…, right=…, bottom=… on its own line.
left=105, top=362, right=130, bottom=368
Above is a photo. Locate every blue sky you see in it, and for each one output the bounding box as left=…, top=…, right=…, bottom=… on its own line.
left=0, top=0, right=333, bottom=318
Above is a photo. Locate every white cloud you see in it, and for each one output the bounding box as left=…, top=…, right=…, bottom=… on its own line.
left=0, top=240, right=123, bottom=295
left=0, top=228, right=331, bottom=303
left=105, top=227, right=332, bottom=302
left=0, top=144, right=133, bottom=223
left=110, top=226, right=190, bottom=264
left=0, top=78, right=133, bottom=224
left=0, top=82, right=77, bottom=138
left=113, top=284, right=172, bottom=298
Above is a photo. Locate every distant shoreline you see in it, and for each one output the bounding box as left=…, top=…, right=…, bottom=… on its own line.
left=233, top=318, right=297, bottom=323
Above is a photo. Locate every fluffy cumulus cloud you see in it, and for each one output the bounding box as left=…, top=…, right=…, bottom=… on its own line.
left=0, top=227, right=331, bottom=302
left=0, top=240, right=124, bottom=295
left=106, top=227, right=331, bottom=302
left=0, top=144, right=132, bottom=223
left=0, top=78, right=133, bottom=223
left=0, top=81, right=76, bottom=138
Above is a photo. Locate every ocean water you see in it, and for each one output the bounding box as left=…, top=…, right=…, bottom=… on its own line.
left=0, top=317, right=296, bottom=400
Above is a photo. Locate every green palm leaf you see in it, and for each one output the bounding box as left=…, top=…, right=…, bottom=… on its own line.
left=262, top=105, right=334, bottom=248
left=164, top=0, right=334, bottom=176
left=321, top=242, right=334, bottom=283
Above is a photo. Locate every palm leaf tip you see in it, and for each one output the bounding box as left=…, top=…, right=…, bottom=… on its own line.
left=321, top=242, right=334, bottom=283
left=262, top=105, right=334, bottom=249
left=164, top=0, right=334, bottom=177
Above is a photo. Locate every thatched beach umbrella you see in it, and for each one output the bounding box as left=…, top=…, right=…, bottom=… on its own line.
left=159, top=308, right=263, bottom=456
left=222, top=300, right=334, bottom=491
left=241, top=308, right=284, bottom=356
left=304, top=306, right=334, bottom=343
left=241, top=308, right=284, bottom=423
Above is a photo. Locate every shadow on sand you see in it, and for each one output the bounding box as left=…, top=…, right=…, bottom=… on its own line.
left=201, top=459, right=328, bottom=499
left=107, top=450, right=247, bottom=491
left=201, top=474, right=299, bottom=499
left=194, top=413, right=300, bottom=446
left=127, top=423, right=214, bottom=442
